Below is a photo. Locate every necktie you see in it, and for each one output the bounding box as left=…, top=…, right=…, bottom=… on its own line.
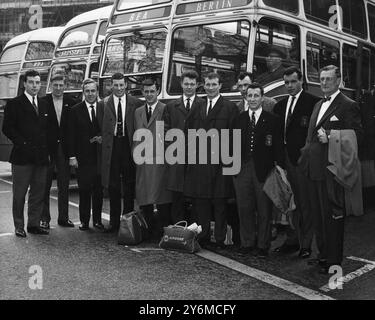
left=207, top=100, right=213, bottom=115
left=117, top=99, right=123, bottom=137
left=250, top=111, right=256, bottom=154
left=285, top=96, right=296, bottom=128
left=323, top=96, right=332, bottom=102
left=186, top=98, right=191, bottom=112
left=32, top=96, right=38, bottom=115
left=146, top=105, right=152, bottom=122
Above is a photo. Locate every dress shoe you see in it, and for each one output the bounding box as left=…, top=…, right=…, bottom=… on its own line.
left=256, top=248, right=269, bottom=258
left=79, top=223, right=89, bottom=231
left=27, top=226, right=49, bottom=235
left=104, top=226, right=119, bottom=233
left=215, top=241, right=226, bottom=250
left=58, top=220, right=75, bottom=228
left=237, top=246, right=256, bottom=255
left=93, top=222, right=105, bottom=230
left=298, top=248, right=312, bottom=259
left=40, top=221, right=50, bottom=230
left=15, top=228, right=26, bottom=238
left=273, top=243, right=300, bottom=254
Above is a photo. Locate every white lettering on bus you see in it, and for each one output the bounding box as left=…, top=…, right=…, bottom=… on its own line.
left=195, top=0, right=233, bottom=13
left=129, top=11, right=148, bottom=22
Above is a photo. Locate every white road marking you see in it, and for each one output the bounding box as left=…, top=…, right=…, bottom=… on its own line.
left=196, top=250, right=334, bottom=300
left=0, top=233, right=13, bottom=237
left=319, top=256, right=375, bottom=292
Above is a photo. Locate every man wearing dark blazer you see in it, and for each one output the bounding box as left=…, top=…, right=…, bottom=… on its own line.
left=233, top=83, right=284, bottom=258
left=68, top=78, right=104, bottom=231
left=299, top=65, right=363, bottom=273
left=2, top=69, right=49, bottom=237
left=164, top=70, right=205, bottom=223
left=101, top=73, right=143, bottom=233
left=184, top=72, right=239, bottom=249
left=273, top=67, right=320, bottom=258
left=41, top=74, right=77, bottom=229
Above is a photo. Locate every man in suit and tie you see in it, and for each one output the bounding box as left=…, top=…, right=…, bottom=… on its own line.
left=2, top=69, right=50, bottom=237
left=101, top=73, right=143, bottom=233
left=164, top=70, right=205, bottom=223
left=273, top=67, right=320, bottom=258
left=133, top=78, right=172, bottom=240
left=236, top=72, right=277, bottom=113
left=233, top=83, right=284, bottom=258
left=299, top=65, right=363, bottom=273
left=184, top=72, right=239, bottom=249
left=68, top=78, right=104, bottom=231
left=40, top=74, right=77, bottom=230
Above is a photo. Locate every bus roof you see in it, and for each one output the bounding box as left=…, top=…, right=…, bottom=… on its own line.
left=4, top=27, right=64, bottom=49
left=65, top=5, right=113, bottom=28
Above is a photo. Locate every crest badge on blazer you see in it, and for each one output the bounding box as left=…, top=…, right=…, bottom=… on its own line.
left=265, top=134, right=272, bottom=146
left=300, top=116, right=309, bottom=127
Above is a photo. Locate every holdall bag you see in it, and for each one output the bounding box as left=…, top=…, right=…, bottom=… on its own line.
left=118, top=210, right=148, bottom=245
left=159, top=221, right=201, bottom=253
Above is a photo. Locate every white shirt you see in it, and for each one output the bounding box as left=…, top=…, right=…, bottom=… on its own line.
left=248, top=107, right=262, bottom=125
left=24, top=91, right=38, bottom=108
left=316, top=90, right=340, bottom=125
left=52, top=96, right=63, bottom=125
left=284, top=89, right=302, bottom=126
left=206, top=95, right=220, bottom=115
left=85, top=101, right=97, bottom=122
left=146, top=101, right=158, bottom=116
left=113, top=95, right=126, bottom=135
left=242, top=99, right=249, bottom=112
left=183, top=95, right=195, bottom=109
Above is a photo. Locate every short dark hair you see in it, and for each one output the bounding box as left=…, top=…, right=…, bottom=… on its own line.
left=319, top=65, right=341, bottom=79
left=237, top=72, right=253, bottom=82
left=111, top=72, right=125, bottom=82
left=204, top=72, right=221, bottom=84
left=142, top=78, right=159, bottom=91
left=283, top=66, right=302, bottom=80
left=24, top=69, right=40, bottom=82
left=181, top=70, right=199, bottom=82
left=246, top=82, right=264, bottom=96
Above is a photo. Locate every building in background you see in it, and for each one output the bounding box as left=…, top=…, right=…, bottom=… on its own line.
left=0, top=0, right=114, bottom=52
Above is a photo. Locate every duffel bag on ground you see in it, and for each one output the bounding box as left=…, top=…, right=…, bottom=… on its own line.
left=118, top=210, right=148, bottom=245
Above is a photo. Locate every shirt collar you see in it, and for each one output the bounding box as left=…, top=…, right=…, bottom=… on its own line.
left=24, top=91, right=37, bottom=105
left=147, top=101, right=158, bottom=112
left=207, top=95, right=220, bottom=107
left=248, top=107, right=262, bottom=119
left=289, top=89, right=303, bottom=101
left=113, top=94, right=125, bottom=105
left=183, top=95, right=195, bottom=104
left=324, top=90, right=340, bottom=102
left=85, top=101, right=97, bottom=109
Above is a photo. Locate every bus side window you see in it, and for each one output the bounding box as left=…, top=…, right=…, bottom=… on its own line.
left=254, top=18, right=300, bottom=86
left=306, top=32, right=340, bottom=83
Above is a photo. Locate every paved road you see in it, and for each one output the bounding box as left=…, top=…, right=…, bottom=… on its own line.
left=1, top=161, right=375, bottom=301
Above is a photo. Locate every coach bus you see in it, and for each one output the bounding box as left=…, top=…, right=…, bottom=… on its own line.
left=46, top=5, right=113, bottom=101
left=0, top=26, right=64, bottom=161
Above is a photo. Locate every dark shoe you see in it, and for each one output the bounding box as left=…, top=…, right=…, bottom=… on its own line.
left=93, top=222, right=105, bottom=230
left=58, top=220, right=75, bottom=228
left=299, top=248, right=312, bottom=259
left=40, top=221, right=50, bottom=230
left=273, top=243, right=300, bottom=254
left=15, top=228, right=26, bottom=238
left=237, top=246, right=256, bottom=255
left=256, top=248, right=269, bottom=258
left=79, top=223, right=89, bottom=231
left=307, top=258, right=327, bottom=266
left=27, top=226, right=49, bottom=235
left=215, top=241, right=226, bottom=249
left=104, top=226, right=119, bottom=233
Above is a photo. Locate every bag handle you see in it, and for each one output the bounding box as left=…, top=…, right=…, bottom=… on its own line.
left=174, top=221, right=188, bottom=228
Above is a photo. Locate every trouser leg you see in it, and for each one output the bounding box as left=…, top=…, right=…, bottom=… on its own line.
left=27, top=165, right=47, bottom=228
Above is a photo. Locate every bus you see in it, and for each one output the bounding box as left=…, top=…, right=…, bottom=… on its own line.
left=46, top=5, right=114, bottom=101
left=99, top=0, right=375, bottom=191
left=0, top=26, right=64, bottom=161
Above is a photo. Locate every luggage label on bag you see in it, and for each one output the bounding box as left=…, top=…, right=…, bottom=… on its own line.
left=163, top=235, right=185, bottom=242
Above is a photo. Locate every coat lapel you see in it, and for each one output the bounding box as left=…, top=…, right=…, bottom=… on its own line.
left=22, top=94, right=39, bottom=119
left=147, top=101, right=162, bottom=128
left=206, top=96, right=223, bottom=121
left=140, top=104, right=148, bottom=127
left=315, top=93, right=342, bottom=128
left=176, top=97, right=188, bottom=116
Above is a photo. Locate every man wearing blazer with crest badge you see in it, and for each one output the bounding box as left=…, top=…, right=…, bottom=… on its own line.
left=299, top=65, right=363, bottom=273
